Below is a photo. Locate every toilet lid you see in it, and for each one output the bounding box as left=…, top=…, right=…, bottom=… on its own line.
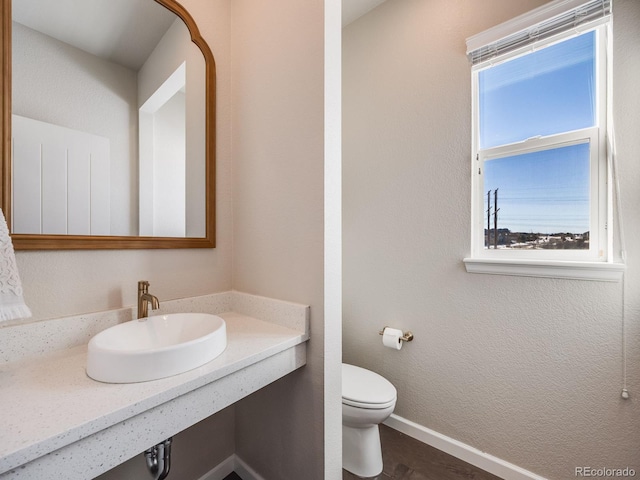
left=342, top=363, right=397, bottom=409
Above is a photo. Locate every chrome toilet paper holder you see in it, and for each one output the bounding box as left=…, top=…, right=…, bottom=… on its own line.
left=378, top=327, right=414, bottom=343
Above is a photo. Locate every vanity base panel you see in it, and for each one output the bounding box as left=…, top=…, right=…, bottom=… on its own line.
left=0, top=344, right=306, bottom=480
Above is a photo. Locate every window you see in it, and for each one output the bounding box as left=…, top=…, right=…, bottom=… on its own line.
left=477, top=30, right=602, bottom=260
left=464, top=0, right=623, bottom=281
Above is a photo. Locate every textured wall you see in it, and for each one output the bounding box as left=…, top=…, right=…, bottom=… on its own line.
left=229, top=0, right=329, bottom=478
left=343, top=1, right=640, bottom=479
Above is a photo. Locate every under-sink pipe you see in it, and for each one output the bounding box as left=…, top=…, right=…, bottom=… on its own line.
left=144, top=437, right=173, bottom=480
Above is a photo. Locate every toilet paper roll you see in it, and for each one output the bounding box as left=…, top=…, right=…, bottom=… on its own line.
left=382, top=327, right=403, bottom=350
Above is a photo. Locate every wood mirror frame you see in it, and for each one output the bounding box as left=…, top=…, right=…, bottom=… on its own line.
left=0, top=0, right=216, bottom=250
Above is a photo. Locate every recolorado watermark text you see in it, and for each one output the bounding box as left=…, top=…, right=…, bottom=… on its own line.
left=575, top=467, right=636, bottom=477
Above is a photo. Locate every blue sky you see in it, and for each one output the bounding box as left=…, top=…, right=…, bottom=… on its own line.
left=483, top=143, right=590, bottom=233
left=479, top=31, right=595, bottom=234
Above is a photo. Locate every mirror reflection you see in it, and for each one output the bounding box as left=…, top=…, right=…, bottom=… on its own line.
left=11, top=0, right=207, bottom=238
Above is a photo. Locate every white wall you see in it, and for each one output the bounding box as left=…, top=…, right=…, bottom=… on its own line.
left=12, top=22, right=137, bottom=235
left=229, top=0, right=332, bottom=478
left=151, top=91, right=186, bottom=237
left=324, top=0, right=343, bottom=477
left=342, top=0, right=640, bottom=479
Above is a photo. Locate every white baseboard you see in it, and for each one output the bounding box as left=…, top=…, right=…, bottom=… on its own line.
left=196, top=455, right=236, bottom=480
left=198, top=454, right=265, bottom=480
left=383, top=414, right=548, bottom=480
left=234, top=455, right=267, bottom=480
left=196, top=417, right=548, bottom=480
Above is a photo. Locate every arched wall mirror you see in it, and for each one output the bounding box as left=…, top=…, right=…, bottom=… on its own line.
left=0, top=0, right=216, bottom=249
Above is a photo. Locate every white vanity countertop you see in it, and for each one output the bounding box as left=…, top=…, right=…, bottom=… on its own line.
left=0, top=312, right=308, bottom=475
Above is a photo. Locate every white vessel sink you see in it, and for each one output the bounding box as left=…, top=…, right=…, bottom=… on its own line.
left=86, top=313, right=227, bottom=383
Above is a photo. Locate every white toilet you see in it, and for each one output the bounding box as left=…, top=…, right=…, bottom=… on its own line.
left=342, top=363, right=397, bottom=477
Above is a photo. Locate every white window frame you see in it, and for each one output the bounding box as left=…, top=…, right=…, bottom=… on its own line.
left=474, top=127, right=602, bottom=263
left=464, top=23, right=624, bottom=282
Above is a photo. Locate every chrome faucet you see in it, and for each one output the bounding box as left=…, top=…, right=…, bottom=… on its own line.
left=138, top=280, right=160, bottom=320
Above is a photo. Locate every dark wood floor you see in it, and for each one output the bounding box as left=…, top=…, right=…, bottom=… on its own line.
left=343, top=424, right=503, bottom=480
left=223, top=473, right=243, bottom=480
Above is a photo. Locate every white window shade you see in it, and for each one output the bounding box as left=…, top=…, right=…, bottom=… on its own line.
left=466, top=0, right=611, bottom=66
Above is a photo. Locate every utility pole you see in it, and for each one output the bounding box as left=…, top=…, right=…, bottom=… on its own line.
left=493, top=188, right=499, bottom=249
left=486, top=190, right=491, bottom=248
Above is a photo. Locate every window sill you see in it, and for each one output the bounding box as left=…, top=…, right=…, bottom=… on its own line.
left=463, top=258, right=625, bottom=282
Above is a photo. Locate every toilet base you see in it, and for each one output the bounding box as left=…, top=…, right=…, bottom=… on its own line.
left=342, top=423, right=383, bottom=478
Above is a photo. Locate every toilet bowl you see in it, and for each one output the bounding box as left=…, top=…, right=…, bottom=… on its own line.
left=342, top=363, right=397, bottom=477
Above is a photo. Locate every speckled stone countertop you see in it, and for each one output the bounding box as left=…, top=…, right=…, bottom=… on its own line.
left=0, top=292, right=309, bottom=479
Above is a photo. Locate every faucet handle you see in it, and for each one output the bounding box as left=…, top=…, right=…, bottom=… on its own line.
left=138, top=280, right=150, bottom=293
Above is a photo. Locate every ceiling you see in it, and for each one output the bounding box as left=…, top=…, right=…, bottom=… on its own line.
left=12, top=0, right=176, bottom=71
left=13, top=0, right=387, bottom=68
left=342, top=0, right=388, bottom=27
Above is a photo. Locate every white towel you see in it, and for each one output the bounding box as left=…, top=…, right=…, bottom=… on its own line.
left=0, top=208, right=31, bottom=322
